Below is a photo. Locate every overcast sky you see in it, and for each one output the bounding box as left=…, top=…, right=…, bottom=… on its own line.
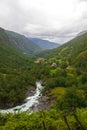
left=0, top=0, right=87, bottom=43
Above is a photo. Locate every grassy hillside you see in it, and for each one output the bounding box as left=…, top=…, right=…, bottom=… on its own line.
left=36, top=33, right=87, bottom=62
left=0, top=28, right=35, bottom=67
left=5, top=30, right=41, bottom=55
left=39, top=33, right=87, bottom=88
left=36, top=33, right=87, bottom=77
left=35, top=33, right=87, bottom=116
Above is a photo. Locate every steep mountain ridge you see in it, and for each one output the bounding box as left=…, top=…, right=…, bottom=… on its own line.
left=5, top=30, right=41, bottom=55
left=0, top=28, right=34, bottom=67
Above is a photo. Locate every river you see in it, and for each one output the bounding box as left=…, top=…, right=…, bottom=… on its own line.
left=1, top=82, right=43, bottom=114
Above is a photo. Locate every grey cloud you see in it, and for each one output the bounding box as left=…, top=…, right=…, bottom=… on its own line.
left=79, top=0, right=87, bottom=2
left=0, top=0, right=87, bottom=44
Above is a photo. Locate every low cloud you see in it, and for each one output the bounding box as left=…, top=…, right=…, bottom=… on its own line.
left=0, top=0, right=87, bottom=43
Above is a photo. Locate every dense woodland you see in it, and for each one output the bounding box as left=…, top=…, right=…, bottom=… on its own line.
left=0, top=28, right=87, bottom=129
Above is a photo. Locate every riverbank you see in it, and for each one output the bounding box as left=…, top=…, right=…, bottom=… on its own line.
left=0, top=81, right=55, bottom=113
left=29, top=94, right=56, bottom=112
left=0, top=82, right=43, bottom=113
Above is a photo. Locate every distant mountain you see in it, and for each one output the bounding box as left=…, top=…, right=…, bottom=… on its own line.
left=30, top=38, right=60, bottom=50
left=4, top=30, right=59, bottom=55
left=5, top=30, right=41, bottom=55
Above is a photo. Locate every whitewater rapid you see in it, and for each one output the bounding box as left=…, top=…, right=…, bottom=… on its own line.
left=1, top=82, right=43, bottom=114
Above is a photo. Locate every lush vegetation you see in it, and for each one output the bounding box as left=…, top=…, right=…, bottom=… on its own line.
left=0, top=28, right=39, bottom=108
left=0, top=108, right=87, bottom=130
left=38, top=33, right=87, bottom=93
left=5, top=30, right=41, bottom=55
left=0, top=27, right=87, bottom=129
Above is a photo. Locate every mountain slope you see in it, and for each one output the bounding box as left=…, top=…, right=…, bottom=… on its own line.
left=0, top=27, right=36, bottom=108
left=0, top=28, right=34, bottom=67
left=52, top=32, right=87, bottom=72
left=36, top=33, right=87, bottom=70
left=30, top=38, right=59, bottom=50
left=35, top=32, right=87, bottom=91
left=0, top=28, right=87, bottom=130
left=38, top=32, right=87, bottom=108
left=5, top=30, right=41, bottom=55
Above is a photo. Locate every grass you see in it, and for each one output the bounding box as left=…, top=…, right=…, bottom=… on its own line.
left=49, top=87, right=66, bottom=98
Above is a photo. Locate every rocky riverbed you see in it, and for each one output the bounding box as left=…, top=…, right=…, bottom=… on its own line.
left=29, top=95, right=55, bottom=112
left=1, top=82, right=55, bottom=114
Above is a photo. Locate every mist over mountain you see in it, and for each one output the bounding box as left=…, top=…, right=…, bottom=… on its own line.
left=77, top=30, right=87, bottom=36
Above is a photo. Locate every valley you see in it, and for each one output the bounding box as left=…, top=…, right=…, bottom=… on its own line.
left=0, top=27, right=87, bottom=130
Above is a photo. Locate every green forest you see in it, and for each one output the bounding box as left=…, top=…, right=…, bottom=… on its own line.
left=0, top=28, right=87, bottom=129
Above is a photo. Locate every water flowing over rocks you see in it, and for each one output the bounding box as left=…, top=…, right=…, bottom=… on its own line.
left=0, top=81, right=53, bottom=114
left=1, top=81, right=43, bottom=114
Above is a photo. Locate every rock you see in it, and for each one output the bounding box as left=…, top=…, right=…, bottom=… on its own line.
left=26, top=87, right=36, bottom=96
